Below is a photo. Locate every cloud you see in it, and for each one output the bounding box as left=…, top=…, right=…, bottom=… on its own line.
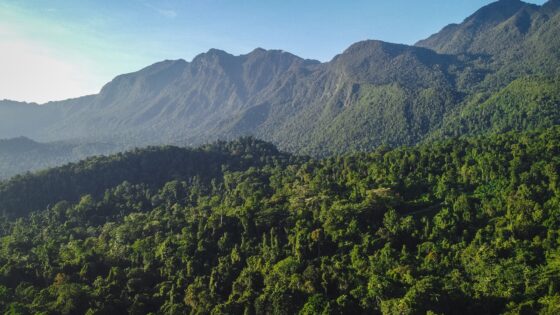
left=144, top=3, right=177, bottom=19
left=0, top=24, right=102, bottom=103
left=157, top=8, right=177, bottom=18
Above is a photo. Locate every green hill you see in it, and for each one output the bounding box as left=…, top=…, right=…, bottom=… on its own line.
left=431, top=75, right=560, bottom=139
left=0, top=137, right=118, bottom=180
left=0, top=129, right=559, bottom=313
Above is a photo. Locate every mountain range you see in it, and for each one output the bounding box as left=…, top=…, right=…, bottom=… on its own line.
left=1, top=0, right=559, bottom=176
left=2, top=1, right=560, bottom=313
left=0, top=137, right=118, bottom=179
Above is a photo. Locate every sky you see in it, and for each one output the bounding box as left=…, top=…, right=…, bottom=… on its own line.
left=0, top=0, right=548, bottom=104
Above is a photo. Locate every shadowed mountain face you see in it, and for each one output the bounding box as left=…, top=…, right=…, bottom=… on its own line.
left=0, top=0, right=559, bottom=160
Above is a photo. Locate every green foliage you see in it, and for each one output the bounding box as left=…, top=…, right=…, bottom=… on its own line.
left=434, top=76, right=560, bottom=139
left=0, top=137, right=295, bottom=218
left=0, top=128, right=559, bottom=314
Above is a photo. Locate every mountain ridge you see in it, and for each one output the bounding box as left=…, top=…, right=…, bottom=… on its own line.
left=0, top=0, right=558, bottom=174
left=416, top=0, right=560, bottom=78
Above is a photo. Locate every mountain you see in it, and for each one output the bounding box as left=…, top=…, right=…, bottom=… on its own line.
left=0, top=100, right=64, bottom=139
left=1, top=129, right=560, bottom=313
left=0, top=0, right=559, bottom=176
left=431, top=75, right=560, bottom=139
left=269, top=40, right=463, bottom=155
left=416, top=0, right=560, bottom=79
left=0, top=137, right=294, bottom=217
left=2, top=1, right=560, bottom=313
left=415, top=0, right=560, bottom=141
left=0, top=41, right=466, bottom=155
left=0, top=49, right=319, bottom=145
left=416, top=0, right=537, bottom=55
left=0, top=137, right=118, bottom=179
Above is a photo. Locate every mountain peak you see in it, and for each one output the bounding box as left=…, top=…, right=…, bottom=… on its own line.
left=338, top=40, right=435, bottom=62
left=191, top=48, right=235, bottom=63
left=244, top=47, right=302, bottom=60
left=543, top=0, right=560, bottom=11
left=188, top=48, right=234, bottom=62
left=330, top=39, right=451, bottom=88
left=0, top=136, right=41, bottom=153
left=466, top=0, right=528, bottom=23
left=206, top=48, right=230, bottom=56
left=415, top=0, right=541, bottom=54
left=188, top=49, right=240, bottom=73
left=249, top=47, right=267, bottom=54
left=342, top=40, right=406, bottom=55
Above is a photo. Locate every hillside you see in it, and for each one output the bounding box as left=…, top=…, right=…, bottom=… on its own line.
left=0, top=137, right=294, bottom=218
left=430, top=75, right=560, bottom=139
left=0, top=0, right=560, bottom=179
left=0, top=129, right=559, bottom=313
left=0, top=0, right=558, bottom=176
left=0, top=41, right=464, bottom=155
left=0, top=137, right=118, bottom=180
left=416, top=0, right=560, bottom=81
left=0, top=2, right=555, bottom=154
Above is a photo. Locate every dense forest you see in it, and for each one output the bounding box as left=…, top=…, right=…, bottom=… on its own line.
left=1, top=128, right=559, bottom=314
left=1, top=1, right=559, bottom=314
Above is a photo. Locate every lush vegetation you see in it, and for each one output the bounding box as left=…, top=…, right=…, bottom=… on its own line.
left=0, top=2, right=558, bottom=314
left=432, top=75, right=560, bottom=139
left=1, top=129, right=559, bottom=314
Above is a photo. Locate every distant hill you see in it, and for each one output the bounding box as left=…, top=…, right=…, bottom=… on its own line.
left=0, top=137, right=295, bottom=217
left=0, top=137, right=118, bottom=179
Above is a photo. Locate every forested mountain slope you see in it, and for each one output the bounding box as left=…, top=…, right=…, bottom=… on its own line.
left=2, top=0, right=560, bottom=314
left=431, top=75, right=560, bottom=139
left=0, top=0, right=558, bottom=161
left=0, top=40, right=465, bottom=155
left=0, top=129, right=559, bottom=313
left=0, top=138, right=294, bottom=218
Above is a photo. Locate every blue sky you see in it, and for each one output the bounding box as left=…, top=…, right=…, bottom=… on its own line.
left=0, top=0, right=548, bottom=103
